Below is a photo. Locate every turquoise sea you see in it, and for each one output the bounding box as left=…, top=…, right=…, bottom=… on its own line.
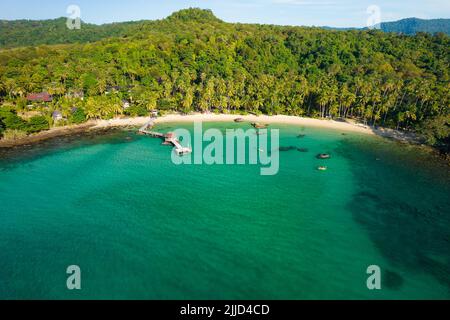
left=0, top=122, right=449, bottom=300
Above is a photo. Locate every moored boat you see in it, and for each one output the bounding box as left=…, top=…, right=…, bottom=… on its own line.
left=317, top=153, right=331, bottom=159
left=251, top=123, right=269, bottom=129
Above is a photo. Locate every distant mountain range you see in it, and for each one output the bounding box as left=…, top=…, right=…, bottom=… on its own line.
left=0, top=12, right=449, bottom=49
left=378, top=17, right=450, bottom=35
left=323, top=18, right=450, bottom=35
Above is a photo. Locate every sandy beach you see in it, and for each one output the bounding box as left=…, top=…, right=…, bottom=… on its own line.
left=0, top=113, right=422, bottom=148
left=93, top=113, right=375, bottom=134
left=94, top=113, right=423, bottom=143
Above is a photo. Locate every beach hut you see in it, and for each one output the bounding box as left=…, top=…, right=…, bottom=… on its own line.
left=52, top=111, right=64, bottom=122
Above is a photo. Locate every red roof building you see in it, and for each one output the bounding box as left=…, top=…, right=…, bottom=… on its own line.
left=27, top=92, right=53, bottom=102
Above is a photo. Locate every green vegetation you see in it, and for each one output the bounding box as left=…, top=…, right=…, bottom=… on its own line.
left=125, top=105, right=149, bottom=117
left=0, top=18, right=143, bottom=48
left=0, top=117, right=5, bottom=136
left=0, top=107, right=27, bottom=131
left=1, top=13, right=449, bottom=49
left=70, top=108, right=86, bottom=124
left=0, top=107, right=50, bottom=136
left=1, top=129, right=27, bottom=140
left=27, top=115, right=49, bottom=133
left=0, top=8, right=449, bottom=151
left=418, top=115, right=450, bottom=153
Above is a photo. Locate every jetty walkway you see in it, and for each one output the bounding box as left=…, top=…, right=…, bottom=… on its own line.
left=139, top=118, right=192, bottom=155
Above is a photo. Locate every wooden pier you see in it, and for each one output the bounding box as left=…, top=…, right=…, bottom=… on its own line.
left=139, top=118, right=191, bottom=155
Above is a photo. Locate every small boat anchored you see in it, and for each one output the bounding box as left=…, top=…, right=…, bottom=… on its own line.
left=317, top=166, right=328, bottom=171
left=251, top=123, right=269, bottom=129
left=317, top=153, right=331, bottom=159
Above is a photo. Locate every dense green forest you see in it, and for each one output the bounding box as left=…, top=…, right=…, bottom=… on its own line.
left=1, top=14, right=449, bottom=49
left=0, top=18, right=144, bottom=48
left=0, top=9, right=449, bottom=151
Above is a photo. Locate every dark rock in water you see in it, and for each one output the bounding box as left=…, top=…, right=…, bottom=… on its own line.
left=279, top=146, right=297, bottom=152
left=297, top=134, right=306, bottom=138
left=383, top=270, right=404, bottom=290
left=279, top=146, right=309, bottom=152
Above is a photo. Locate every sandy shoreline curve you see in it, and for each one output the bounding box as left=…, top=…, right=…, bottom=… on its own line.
left=0, top=113, right=422, bottom=148
left=93, top=113, right=375, bottom=133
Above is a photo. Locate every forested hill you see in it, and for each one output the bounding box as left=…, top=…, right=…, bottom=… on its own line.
left=0, top=18, right=144, bottom=48
left=0, top=9, right=224, bottom=49
left=380, top=18, right=450, bottom=35
left=0, top=9, right=449, bottom=151
left=1, top=10, right=449, bottom=49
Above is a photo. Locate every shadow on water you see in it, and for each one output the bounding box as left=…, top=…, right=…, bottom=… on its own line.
left=384, top=269, right=404, bottom=290
left=339, top=137, right=450, bottom=293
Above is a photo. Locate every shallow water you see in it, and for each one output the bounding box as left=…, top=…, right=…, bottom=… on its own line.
left=0, top=122, right=449, bottom=299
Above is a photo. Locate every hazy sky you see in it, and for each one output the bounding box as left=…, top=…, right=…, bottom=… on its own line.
left=1, top=0, right=449, bottom=27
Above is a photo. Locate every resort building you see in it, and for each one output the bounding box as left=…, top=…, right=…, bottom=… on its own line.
left=26, top=92, right=53, bottom=103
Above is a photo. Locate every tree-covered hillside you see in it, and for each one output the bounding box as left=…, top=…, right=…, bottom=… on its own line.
left=1, top=10, right=449, bottom=49
left=0, top=9, right=224, bottom=49
left=0, top=18, right=144, bottom=48
left=380, top=18, right=450, bottom=35
left=0, top=9, right=449, bottom=151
